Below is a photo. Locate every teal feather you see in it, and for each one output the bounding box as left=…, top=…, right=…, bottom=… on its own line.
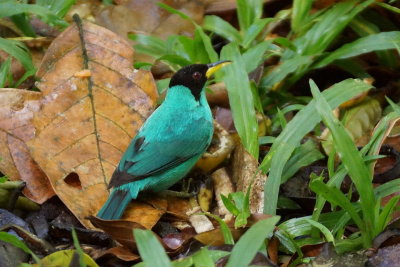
left=97, top=83, right=213, bottom=220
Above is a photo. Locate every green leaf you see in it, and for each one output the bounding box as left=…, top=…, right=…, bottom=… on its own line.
left=192, top=247, right=215, bottom=267
left=72, top=228, right=85, bottom=267
left=291, top=0, right=313, bottom=34
left=157, top=3, right=191, bottom=21
left=304, top=219, right=335, bottom=244
left=309, top=180, right=365, bottom=236
left=310, top=80, right=375, bottom=247
left=221, top=194, right=240, bottom=216
left=205, top=213, right=234, bottom=245
left=294, top=0, right=374, bottom=55
left=130, top=34, right=166, bottom=57
left=377, top=2, right=400, bottom=14
left=0, top=38, right=35, bottom=73
left=242, top=41, right=273, bottom=73
left=226, top=216, right=280, bottom=267
left=0, top=3, right=68, bottom=27
left=36, top=0, right=76, bottom=18
left=241, top=18, right=273, bottom=49
left=221, top=43, right=259, bottom=158
left=377, top=196, right=400, bottom=232
left=281, top=140, right=325, bottom=183
left=158, top=55, right=192, bottom=69
left=0, top=57, right=11, bottom=88
left=195, top=26, right=218, bottom=63
left=0, top=231, right=40, bottom=263
left=315, top=31, right=400, bottom=69
left=134, top=229, right=172, bottom=267
left=203, top=15, right=241, bottom=43
left=10, top=14, right=36, bottom=37
left=260, top=55, right=312, bottom=93
left=261, top=79, right=373, bottom=215
left=374, top=178, right=400, bottom=199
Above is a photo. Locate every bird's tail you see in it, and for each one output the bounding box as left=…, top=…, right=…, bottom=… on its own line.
left=97, top=189, right=132, bottom=220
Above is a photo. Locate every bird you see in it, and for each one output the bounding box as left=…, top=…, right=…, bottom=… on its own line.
left=97, top=60, right=231, bottom=220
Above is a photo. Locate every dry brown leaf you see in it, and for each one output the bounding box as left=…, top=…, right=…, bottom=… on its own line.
left=195, top=227, right=244, bottom=246
left=27, top=18, right=158, bottom=228
left=231, top=144, right=267, bottom=213
left=211, top=168, right=234, bottom=220
left=89, top=216, right=145, bottom=250
left=101, top=246, right=140, bottom=262
left=0, top=89, right=55, bottom=203
left=95, top=0, right=205, bottom=62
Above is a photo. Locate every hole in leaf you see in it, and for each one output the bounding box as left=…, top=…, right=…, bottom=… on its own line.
left=64, top=172, right=82, bottom=189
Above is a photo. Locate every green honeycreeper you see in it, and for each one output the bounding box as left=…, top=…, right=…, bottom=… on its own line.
left=97, top=61, right=231, bottom=220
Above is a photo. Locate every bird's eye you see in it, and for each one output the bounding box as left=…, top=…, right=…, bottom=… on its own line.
left=192, top=72, right=202, bottom=80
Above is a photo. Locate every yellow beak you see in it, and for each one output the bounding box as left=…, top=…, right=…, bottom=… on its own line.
left=206, top=60, right=232, bottom=78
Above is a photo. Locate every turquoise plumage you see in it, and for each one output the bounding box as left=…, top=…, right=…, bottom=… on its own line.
left=97, top=61, right=230, bottom=220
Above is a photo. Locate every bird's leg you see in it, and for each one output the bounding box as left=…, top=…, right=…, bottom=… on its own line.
left=157, top=178, right=198, bottom=198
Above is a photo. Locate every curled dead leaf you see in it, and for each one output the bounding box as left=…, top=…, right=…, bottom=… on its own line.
left=89, top=216, right=146, bottom=250
left=196, top=120, right=235, bottom=172
left=231, top=144, right=267, bottom=213
left=0, top=89, right=54, bottom=204
left=27, top=18, right=157, bottom=228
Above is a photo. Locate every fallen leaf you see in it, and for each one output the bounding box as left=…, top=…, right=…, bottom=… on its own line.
left=195, top=227, right=244, bottom=246
left=95, top=0, right=205, bottom=62
left=33, top=249, right=98, bottom=267
left=27, top=18, right=157, bottom=228
left=231, top=144, right=267, bottom=213
left=211, top=168, right=234, bottom=220
left=89, top=216, right=146, bottom=250
left=322, top=98, right=382, bottom=155
left=0, top=89, right=54, bottom=204
left=101, top=245, right=140, bottom=262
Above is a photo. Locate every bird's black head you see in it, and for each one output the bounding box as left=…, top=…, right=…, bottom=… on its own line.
left=169, top=61, right=231, bottom=101
left=169, top=64, right=208, bottom=101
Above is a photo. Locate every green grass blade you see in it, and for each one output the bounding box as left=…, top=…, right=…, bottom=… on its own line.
left=349, top=15, right=397, bottom=67
left=195, top=26, right=218, bottom=63
left=241, top=18, right=273, bottom=49
left=134, top=229, right=172, bottom=267
left=377, top=2, right=400, bottom=14
left=203, top=15, right=242, bottom=43
left=281, top=140, right=325, bottom=183
left=260, top=55, right=312, bottom=93
left=36, top=0, right=76, bottom=18
left=242, top=41, right=273, bottom=73
left=226, top=216, right=280, bottom=267
left=10, top=14, right=36, bottom=37
left=221, top=43, right=259, bottom=158
left=192, top=247, right=215, bottom=267
left=0, top=3, right=68, bottom=27
left=71, top=228, right=85, bottom=267
left=0, top=231, right=41, bottom=263
left=310, top=80, right=375, bottom=247
left=315, top=31, right=400, bottom=69
left=377, top=196, right=400, bottom=232
left=205, top=213, right=235, bottom=245
left=130, top=34, right=167, bottom=57
left=295, top=0, right=374, bottom=55
left=261, top=79, right=373, bottom=215
left=309, top=180, right=365, bottom=234
left=236, top=0, right=251, bottom=31
left=374, top=179, right=400, bottom=199
left=0, top=57, right=11, bottom=88
left=291, top=0, right=313, bottom=34
left=304, top=219, right=335, bottom=244
left=0, top=38, right=35, bottom=73
left=157, top=3, right=191, bottom=21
